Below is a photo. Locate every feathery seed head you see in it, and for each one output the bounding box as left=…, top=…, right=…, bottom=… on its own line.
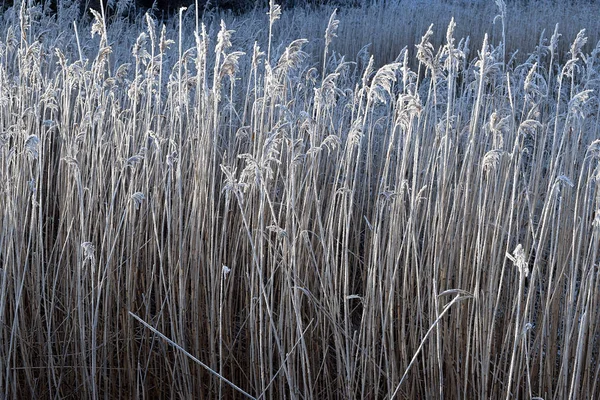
left=483, top=149, right=504, bottom=173
left=131, top=192, right=145, bottom=209
left=369, top=63, right=400, bottom=104
left=569, top=29, right=587, bottom=61
left=159, top=25, right=174, bottom=53
left=81, top=242, right=96, bottom=263
left=216, top=20, right=234, bottom=55
left=507, top=244, right=529, bottom=277
left=25, top=134, right=40, bottom=160
left=325, top=9, right=340, bottom=48
left=268, top=0, right=282, bottom=24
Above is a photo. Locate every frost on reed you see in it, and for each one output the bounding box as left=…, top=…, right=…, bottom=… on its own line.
left=0, top=1, right=599, bottom=399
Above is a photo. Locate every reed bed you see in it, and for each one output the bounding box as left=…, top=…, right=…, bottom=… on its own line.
left=0, top=0, right=599, bottom=398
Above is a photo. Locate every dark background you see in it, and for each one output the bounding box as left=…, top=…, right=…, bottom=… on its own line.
left=3, top=0, right=363, bottom=18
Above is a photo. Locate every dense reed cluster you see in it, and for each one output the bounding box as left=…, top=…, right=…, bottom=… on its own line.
left=1, top=0, right=599, bottom=398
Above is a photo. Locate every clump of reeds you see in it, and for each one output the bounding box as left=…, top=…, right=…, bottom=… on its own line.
left=0, top=0, right=599, bottom=398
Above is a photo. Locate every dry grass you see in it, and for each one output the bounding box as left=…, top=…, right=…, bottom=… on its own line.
left=0, top=0, right=599, bottom=398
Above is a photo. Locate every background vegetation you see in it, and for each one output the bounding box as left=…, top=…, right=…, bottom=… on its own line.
left=0, top=0, right=599, bottom=398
